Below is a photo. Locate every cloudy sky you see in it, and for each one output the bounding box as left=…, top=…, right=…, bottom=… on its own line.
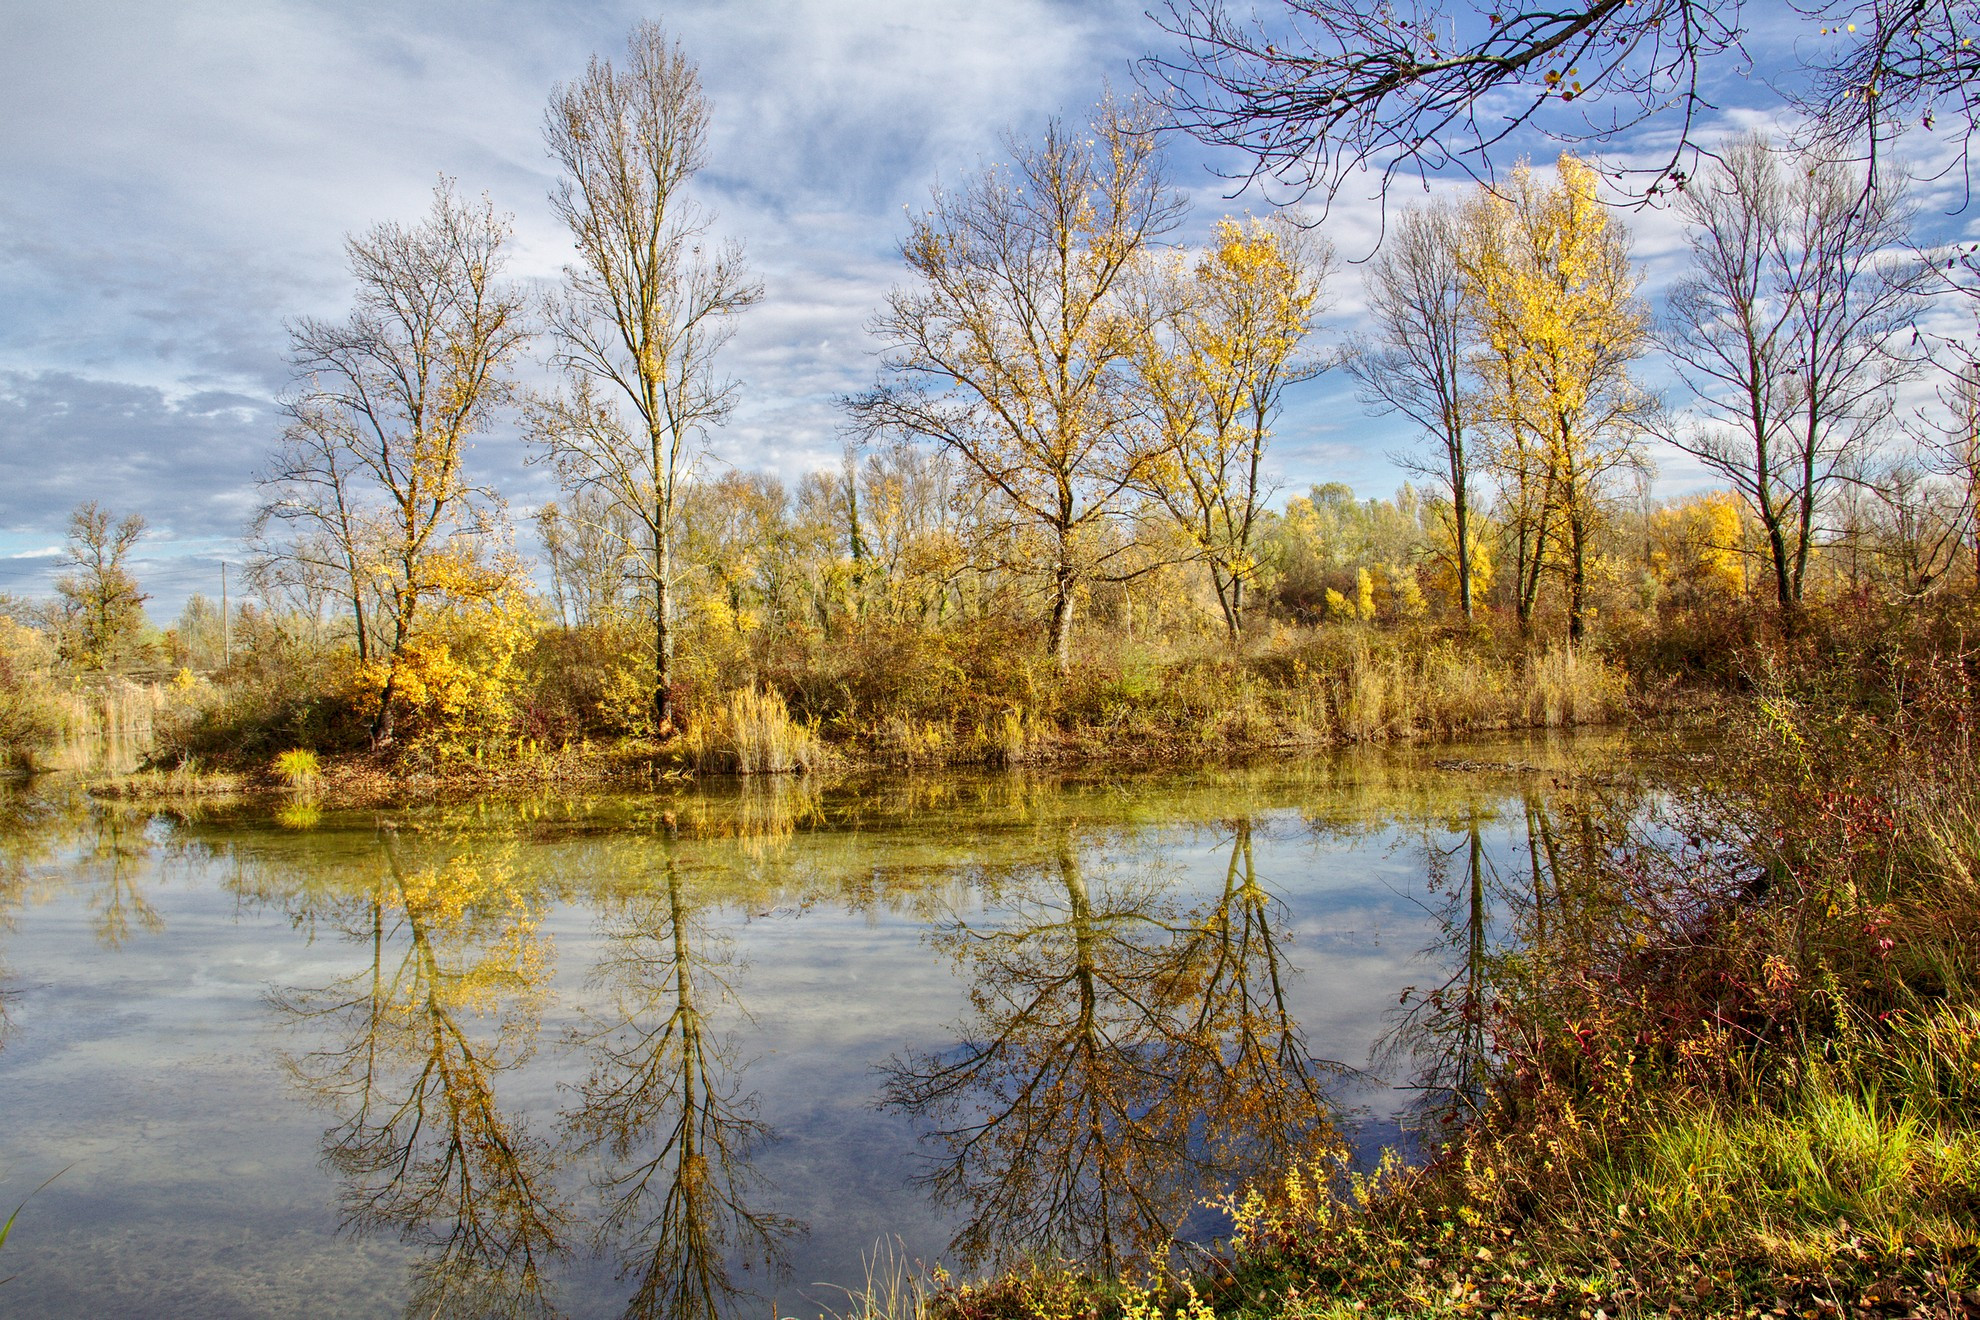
left=2, top=0, right=1973, bottom=617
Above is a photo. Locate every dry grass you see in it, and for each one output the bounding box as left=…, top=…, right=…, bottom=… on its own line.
left=47, top=678, right=175, bottom=773
left=685, top=685, right=824, bottom=775
left=1522, top=645, right=1624, bottom=728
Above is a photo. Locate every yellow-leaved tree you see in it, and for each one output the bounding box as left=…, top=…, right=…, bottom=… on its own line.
left=1462, top=155, right=1653, bottom=643
left=1650, top=491, right=1751, bottom=601
left=1137, top=215, right=1330, bottom=641
left=268, top=182, right=531, bottom=748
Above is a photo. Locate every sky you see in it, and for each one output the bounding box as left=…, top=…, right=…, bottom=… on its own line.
left=3, top=0, right=1976, bottom=618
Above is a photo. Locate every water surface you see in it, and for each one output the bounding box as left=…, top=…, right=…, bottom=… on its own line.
left=0, top=736, right=1633, bottom=1318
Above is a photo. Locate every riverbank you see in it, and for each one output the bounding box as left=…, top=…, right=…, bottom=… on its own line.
left=60, top=630, right=1654, bottom=806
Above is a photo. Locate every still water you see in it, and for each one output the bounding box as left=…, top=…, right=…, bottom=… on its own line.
left=0, top=735, right=1632, bottom=1318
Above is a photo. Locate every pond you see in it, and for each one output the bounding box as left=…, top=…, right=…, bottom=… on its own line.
left=0, top=734, right=1638, bottom=1319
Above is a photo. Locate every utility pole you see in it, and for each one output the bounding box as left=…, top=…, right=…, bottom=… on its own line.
left=220, top=560, right=230, bottom=669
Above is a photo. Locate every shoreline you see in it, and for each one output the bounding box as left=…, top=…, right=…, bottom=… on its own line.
left=63, top=706, right=1662, bottom=810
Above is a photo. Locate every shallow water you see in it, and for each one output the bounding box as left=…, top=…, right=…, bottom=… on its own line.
left=0, top=735, right=1633, bottom=1318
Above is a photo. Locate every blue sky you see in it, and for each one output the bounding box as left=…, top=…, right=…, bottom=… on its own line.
left=2, top=0, right=1973, bottom=616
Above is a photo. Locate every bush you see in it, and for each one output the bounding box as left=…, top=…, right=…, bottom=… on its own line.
left=0, top=615, right=60, bottom=773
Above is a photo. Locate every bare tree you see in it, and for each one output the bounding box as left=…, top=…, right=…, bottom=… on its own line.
left=1145, top=1, right=1978, bottom=207
left=535, top=23, right=761, bottom=735
left=1802, top=0, right=1980, bottom=195
left=1660, top=135, right=1920, bottom=623
left=1145, top=0, right=1745, bottom=204
left=256, top=396, right=382, bottom=663
left=853, top=97, right=1187, bottom=671
left=1938, top=356, right=1980, bottom=594
left=1347, top=199, right=1480, bottom=618
left=269, top=181, right=528, bottom=747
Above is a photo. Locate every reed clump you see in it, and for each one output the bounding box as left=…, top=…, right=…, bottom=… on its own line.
left=0, top=615, right=61, bottom=774
left=273, top=747, right=322, bottom=791
left=685, top=685, right=823, bottom=775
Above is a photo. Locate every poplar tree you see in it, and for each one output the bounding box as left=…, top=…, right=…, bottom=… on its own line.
left=1461, top=155, right=1653, bottom=643
left=855, top=97, right=1186, bottom=671
left=536, top=23, right=760, bottom=735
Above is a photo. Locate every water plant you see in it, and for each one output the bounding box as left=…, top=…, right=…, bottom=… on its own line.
left=273, top=747, right=321, bottom=791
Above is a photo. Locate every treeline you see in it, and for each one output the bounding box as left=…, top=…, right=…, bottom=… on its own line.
left=4, top=23, right=1978, bottom=776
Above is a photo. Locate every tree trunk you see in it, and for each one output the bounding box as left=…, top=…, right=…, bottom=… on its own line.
left=370, top=665, right=399, bottom=749
left=1213, top=563, right=1242, bottom=642
left=1048, top=539, right=1077, bottom=674
left=1566, top=509, right=1587, bottom=645
left=1048, top=565, right=1076, bottom=675
left=1453, top=469, right=1474, bottom=621
left=654, top=522, right=676, bottom=734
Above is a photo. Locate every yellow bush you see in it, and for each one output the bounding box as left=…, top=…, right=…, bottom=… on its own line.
left=354, top=581, right=541, bottom=757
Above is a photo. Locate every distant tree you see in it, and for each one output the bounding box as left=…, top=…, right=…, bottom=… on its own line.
left=56, top=502, right=149, bottom=671
left=854, top=97, right=1187, bottom=671
left=168, top=594, right=224, bottom=671
left=1266, top=482, right=1431, bottom=622
left=536, top=491, right=635, bottom=630
left=534, top=22, right=761, bottom=735
left=268, top=181, right=529, bottom=747
left=678, top=470, right=791, bottom=647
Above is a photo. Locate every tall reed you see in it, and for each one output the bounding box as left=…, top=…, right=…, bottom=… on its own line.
left=687, top=686, right=822, bottom=775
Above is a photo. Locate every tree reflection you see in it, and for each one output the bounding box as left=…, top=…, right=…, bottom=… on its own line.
left=1183, top=819, right=1342, bottom=1177
left=564, top=847, right=801, bottom=1320
left=1380, top=780, right=1643, bottom=1137
left=76, top=805, right=162, bottom=947
left=883, top=823, right=1340, bottom=1272
left=1380, top=797, right=1506, bottom=1130
left=271, top=829, right=569, bottom=1319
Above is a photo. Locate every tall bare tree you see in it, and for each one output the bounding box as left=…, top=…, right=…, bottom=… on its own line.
left=854, top=98, right=1187, bottom=671
left=270, top=181, right=528, bottom=747
left=535, top=23, right=761, bottom=734
left=256, top=396, right=381, bottom=663
left=1660, top=134, right=1920, bottom=622
left=1348, top=199, right=1480, bottom=619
